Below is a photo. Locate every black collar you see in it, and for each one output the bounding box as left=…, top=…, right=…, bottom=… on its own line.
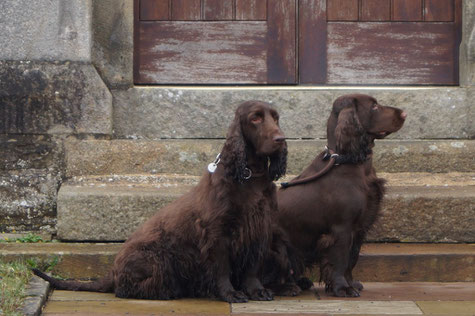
left=323, top=146, right=370, bottom=165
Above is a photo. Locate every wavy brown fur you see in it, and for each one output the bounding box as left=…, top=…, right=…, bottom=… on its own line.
left=33, top=101, right=287, bottom=303
left=272, top=94, right=406, bottom=297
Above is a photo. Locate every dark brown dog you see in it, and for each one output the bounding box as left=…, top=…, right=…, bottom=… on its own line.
left=276, top=94, right=406, bottom=297
left=33, top=101, right=287, bottom=303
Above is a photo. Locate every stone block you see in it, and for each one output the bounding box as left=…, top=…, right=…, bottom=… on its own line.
left=0, top=0, right=91, bottom=61
left=92, top=0, right=134, bottom=88
left=63, top=139, right=475, bottom=177
left=460, top=0, right=475, bottom=86
left=56, top=179, right=191, bottom=241
left=0, top=61, right=112, bottom=135
left=55, top=173, right=475, bottom=242
left=113, top=87, right=473, bottom=139
left=0, top=170, right=60, bottom=233
left=368, top=185, right=475, bottom=243
left=0, top=135, right=64, bottom=173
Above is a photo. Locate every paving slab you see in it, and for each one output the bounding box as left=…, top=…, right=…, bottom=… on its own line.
left=232, top=300, right=424, bottom=314
left=37, top=283, right=475, bottom=315
left=43, top=291, right=229, bottom=315
left=55, top=172, right=475, bottom=242
left=416, top=301, right=475, bottom=315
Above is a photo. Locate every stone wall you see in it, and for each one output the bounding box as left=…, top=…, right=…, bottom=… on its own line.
left=0, top=0, right=474, bottom=234
left=0, top=0, right=112, bottom=234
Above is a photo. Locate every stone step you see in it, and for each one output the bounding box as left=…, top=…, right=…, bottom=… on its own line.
left=1, top=243, right=473, bottom=282
left=64, top=138, right=475, bottom=176
left=56, top=173, right=475, bottom=242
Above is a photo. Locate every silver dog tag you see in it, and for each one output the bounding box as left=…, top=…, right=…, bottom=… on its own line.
left=207, top=162, right=218, bottom=173
left=207, top=153, right=221, bottom=173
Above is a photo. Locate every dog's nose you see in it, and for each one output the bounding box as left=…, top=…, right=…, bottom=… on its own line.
left=273, top=135, right=286, bottom=143
left=401, top=111, right=407, bottom=120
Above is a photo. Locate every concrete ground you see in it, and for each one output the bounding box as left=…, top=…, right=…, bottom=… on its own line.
left=41, top=282, right=475, bottom=315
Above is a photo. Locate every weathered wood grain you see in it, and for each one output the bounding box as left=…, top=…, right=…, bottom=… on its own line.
left=392, top=0, right=423, bottom=21
left=235, top=0, right=267, bottom=21
left=134, top=0, right=141, bottom=83
left=327, top=0, right=358, bottom=21
left=140, top=0, right=169, bottom=20
left=299, top=0, right=326, bottom=83
left=236, top=0, right=267, bottom=21
left=424, top=0, right=453, bottom=21
left=327, top=22, right=458, bottom=85
left=267, top=0, right=296, bottom=83
left=171, top=0, right=200, bottom=20
left=203, top=0, right=233, bottom=20
left=136, top=22, right=268, bottom=84
left=231, top=300, right=423, bottom=314
left=361, top=0, right=391, bottom=21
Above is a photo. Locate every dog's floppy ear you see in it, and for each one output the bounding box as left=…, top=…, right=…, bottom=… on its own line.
left=334, top=98, right=368, bottom=162
left=221, top=113, right=247, bottom=183
left=268, top=143, right=287, bottom=181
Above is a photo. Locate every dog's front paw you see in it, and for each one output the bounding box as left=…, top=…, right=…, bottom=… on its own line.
left=277, top=283, right=302, bottom=296
left=221, top=290, right=249, bottom=303
left=351, top=280, right=364, bottom=292
left=247, top=288, right=274, bottom=301
left=332, top=284, right=360, bottom=297
left=297, top=277, right=314, bottom=290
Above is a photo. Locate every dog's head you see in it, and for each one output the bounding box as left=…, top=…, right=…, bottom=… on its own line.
left=327, top=94, right=406, bottom=162
left=221, top=101, right=287, bottom=182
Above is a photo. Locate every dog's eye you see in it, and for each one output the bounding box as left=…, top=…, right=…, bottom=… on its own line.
left=251, top=115, right=263, bottom=124
left=372, top=104, right=379, bottom=111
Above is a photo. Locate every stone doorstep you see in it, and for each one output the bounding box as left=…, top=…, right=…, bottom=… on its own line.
left=64, top=139, right=475, bottom=177
left=55, top=172, right=475, bottom=242
left=0, top=243, right=474, bottom=283
left=112, top=87, right=474, bottom=140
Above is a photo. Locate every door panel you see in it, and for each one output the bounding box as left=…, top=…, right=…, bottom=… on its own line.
left=327, top=22, right=458, bottom=85
left=135, top=0, right=296, bottom=84
left=392, top=0, right=423, bottom=21
left=327, top=0, right=358, bottom=21
left=361, top=0, right=391, bottom=21
left=139, top=22, right=267, bottom=84
left=236, top=0, right=267, bottom=20
left=425, top=0, right=454, bottom=22
left=299, top=0, right=462, bottom=85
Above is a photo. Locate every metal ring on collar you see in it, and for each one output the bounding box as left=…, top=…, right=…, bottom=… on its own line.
left=243, top=168, right=252, bottom=180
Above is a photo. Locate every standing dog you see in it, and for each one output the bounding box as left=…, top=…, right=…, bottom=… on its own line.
left=34, top=101, right=287, bottom=303
left=276, top=94, right=406, bottom=297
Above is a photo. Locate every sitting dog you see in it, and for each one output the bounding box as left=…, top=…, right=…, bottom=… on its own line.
left=275, top=94, right=406, bottom=297
left=34, top=101, right=288, bottom=303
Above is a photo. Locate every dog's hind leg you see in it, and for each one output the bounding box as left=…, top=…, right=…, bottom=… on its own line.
left=114, top=250, right=184, bottom=300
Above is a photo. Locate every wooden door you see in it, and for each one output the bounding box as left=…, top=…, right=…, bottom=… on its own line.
left=299, top=0, right=462, bottom=85
left=134, top=0, right=296, bottom=84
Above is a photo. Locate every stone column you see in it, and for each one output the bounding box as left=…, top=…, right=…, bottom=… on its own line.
left=0, top=0, right=111, bottom=234
left=460, top=0, right=475, bottom=86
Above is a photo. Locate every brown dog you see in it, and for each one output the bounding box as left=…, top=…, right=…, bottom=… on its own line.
left=276, top=94, right=406, bottom=297
left=34, top=101, right=287, bottom=303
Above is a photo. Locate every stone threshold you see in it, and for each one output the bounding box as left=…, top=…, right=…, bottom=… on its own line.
left=1, top=243, right=473, bottom=282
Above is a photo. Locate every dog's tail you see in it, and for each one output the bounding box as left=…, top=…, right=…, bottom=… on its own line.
left=32, top=268, right=114, bottom=293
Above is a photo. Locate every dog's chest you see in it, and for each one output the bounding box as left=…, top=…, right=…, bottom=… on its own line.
left=229, top=194, right=272, bottom=251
